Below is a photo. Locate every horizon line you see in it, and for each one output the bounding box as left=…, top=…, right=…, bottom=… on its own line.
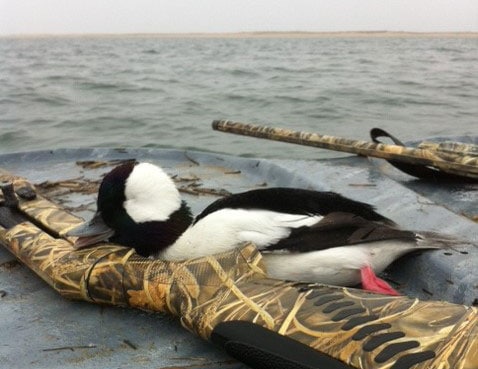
left=2, top=30, right=478, bottom=39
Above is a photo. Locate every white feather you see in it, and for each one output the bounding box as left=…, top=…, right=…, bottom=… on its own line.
left=123, top=163, right=181, bottom=222
left=157, top=209, right=323, bottom=260
left=263, top=239, right=423, bottom=286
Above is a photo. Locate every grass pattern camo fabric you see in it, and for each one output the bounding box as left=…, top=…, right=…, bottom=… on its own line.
left=212, top=120, right=478, bottom=180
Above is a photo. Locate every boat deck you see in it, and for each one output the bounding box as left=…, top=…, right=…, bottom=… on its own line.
left=0, top=142, right=476, bottom=368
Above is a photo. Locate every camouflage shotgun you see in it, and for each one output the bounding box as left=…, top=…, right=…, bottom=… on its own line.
left=212, top=120, right=478, bottom=181
left=0, top=169, right=477, bottom=369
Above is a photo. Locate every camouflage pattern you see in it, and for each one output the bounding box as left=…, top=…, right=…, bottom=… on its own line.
left=1, top=171, right=478, bottom=369
left=418, top=141, right=478, bottom=157
left=212, top=120, right=478, bottom=180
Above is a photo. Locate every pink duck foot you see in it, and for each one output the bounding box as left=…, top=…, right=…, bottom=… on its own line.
left=360, top=265, right=401, bottom=296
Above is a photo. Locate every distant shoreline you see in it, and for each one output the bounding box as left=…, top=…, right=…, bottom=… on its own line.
left=2, top=31, right=478, bottom=39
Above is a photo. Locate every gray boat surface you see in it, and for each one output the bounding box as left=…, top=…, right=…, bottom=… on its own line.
left=0, top=139, right=477, bottom=368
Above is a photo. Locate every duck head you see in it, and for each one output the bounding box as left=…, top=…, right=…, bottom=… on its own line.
left=67, top=161, right=193, bottom=256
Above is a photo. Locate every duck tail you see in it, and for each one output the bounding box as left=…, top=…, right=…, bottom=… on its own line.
left=415, top=231, right=475, bottom=251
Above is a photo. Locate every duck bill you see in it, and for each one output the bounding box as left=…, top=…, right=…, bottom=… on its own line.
left=66, top=212, right=115, bottom=249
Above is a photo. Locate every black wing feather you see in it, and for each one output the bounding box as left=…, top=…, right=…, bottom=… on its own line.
left=194, top=188, right=393, bottom=225
left=265, top=212, right=416, bottom=253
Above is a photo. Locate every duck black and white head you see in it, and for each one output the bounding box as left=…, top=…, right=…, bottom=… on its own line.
left=67, top=161, right=193, bottom=256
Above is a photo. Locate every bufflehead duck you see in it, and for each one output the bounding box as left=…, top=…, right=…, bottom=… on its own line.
left=68, top=161, right=451, bottom=295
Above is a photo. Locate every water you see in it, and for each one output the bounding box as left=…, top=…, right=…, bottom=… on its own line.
left=1, top=36, right=477, bottom=160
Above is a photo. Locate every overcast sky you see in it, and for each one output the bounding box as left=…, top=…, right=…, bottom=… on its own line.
left=1, top=0, right=477, bottom=35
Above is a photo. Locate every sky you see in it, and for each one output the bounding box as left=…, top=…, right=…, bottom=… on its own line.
left=1, top=0, right=477, bottom=35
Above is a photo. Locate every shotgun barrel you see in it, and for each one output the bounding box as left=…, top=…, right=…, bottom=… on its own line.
left=1, top=169, right=477, bottom=369
left=212, top=120, right=478, bottom=180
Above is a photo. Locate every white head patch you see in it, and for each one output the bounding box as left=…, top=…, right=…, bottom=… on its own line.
left=123, top=162, right=181, bottom=222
